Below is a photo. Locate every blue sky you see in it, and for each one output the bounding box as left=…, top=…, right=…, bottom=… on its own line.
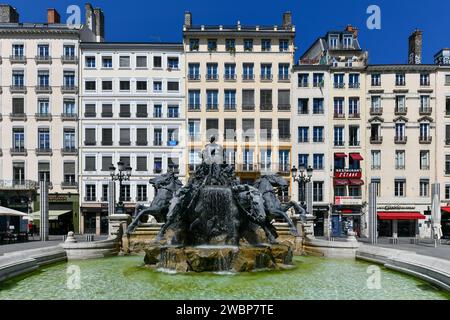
left=7, top=0, right=450, bottom=64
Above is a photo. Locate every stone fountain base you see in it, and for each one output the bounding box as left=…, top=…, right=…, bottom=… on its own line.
left=144, top=243, right=293, bottom=273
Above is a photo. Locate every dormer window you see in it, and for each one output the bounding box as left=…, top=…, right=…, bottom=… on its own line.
left=261, top=39, right=271, bottom=52
left=329, top=35, right=339, bottom=49
left=343, top=35, right=353, bottom=49
left=207, top=39, right=217, bottom=52
left=244, top=39, right=253, bottom=52
left=226, top=39, right=236, bottom=52
left=189, top=39, right=199, bottom=51
left=279, top=39, right=289, bottom=52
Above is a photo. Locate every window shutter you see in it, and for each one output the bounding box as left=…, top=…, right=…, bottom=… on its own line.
left=136, top=128, right=147, bottom=145
left=120, top=128, right=130, bottom=144
left=38, top=162, right=50, bottom=171
left=278, top=90, right=290, bottom=106
left=64, top=162, right=75, bottom=174
left=120, top=156, right=130, bottom=167
left=446, top=125, right=450, bottom=141
left=102, top=128, right=112, bottom=145
left=136, top=104, right=147, bottom=116
left=242, top=90, right=254, bottom=107
left=102, top=104, right=112, bottom=115
left=12, top=98, right=24, bottom=114
left=102, top=156, right=112, bottom=171
left=136, top=156, right=147, bottom=171
left=85, top=128, right=96, bottom=144
left=85, top=156, right=96, bottom=171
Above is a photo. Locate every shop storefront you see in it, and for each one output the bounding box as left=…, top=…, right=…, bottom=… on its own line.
left=377, top=211, right=426, bottom=238
left=313, top=206, right=329, bottom=237
left=80, top=203, right=134, bottom=235
left=441, top=207, right=450, bottom=239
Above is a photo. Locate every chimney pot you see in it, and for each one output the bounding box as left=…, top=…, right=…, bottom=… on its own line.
left=408, top=29, right=423, bottom=64
left=345, top=25, right=358, bottom=37
left=0, top=4, right=19, bottom=23
left=184, top=11, right=192, bottom=28
left=47, top=8, right=60, bottom=24
left=282, top=11, right=292, bottom=29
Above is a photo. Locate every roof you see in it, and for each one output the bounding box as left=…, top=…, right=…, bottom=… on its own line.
left=80, top=42, right=184, bottom=51
left=0, top=22, right=81, bottom=35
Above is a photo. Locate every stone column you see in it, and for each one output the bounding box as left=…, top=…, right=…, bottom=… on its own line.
left=368, top=183, right=378, bottom=244
left=39, top=181, right=49, bottom=241
left=108, top=180, right=116, bottom=236
left=95, top=212, right=101, bottom=236
left=392, top=219, right=398, bottom=239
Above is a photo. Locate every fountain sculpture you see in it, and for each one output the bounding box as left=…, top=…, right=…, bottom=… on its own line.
left=128, top=137, right=307, bottom=272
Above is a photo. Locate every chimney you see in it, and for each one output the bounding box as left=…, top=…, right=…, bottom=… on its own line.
left=282, top=11, right=292, bottom=29
left=345, top=24, right=358, bottom=38
left=93, top=7, right=105, bottom=41
left=408, top=29, right=423, bottom=64
left=47, top=8, right=60, bottom=24
left=184, top=11, right=192, bottom=28
left=0, top=4, right=19, bottom=23
left=85, top=3, right=95, bottom=31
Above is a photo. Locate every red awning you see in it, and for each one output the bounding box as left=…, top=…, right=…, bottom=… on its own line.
left=334, top=179, right=349, bottom=186
left=442, top=207, right=450, bottom=213
left=349, top=153, right=364, bottom=161
left=377, top=212, right=426, bottom=220
left=334, top=153, right=347, bottom=159
left=341, top=209, right=353, bottom=214
left=348, top=179, right=364, bottom=186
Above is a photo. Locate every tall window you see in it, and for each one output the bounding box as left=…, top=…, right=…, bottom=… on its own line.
left=224, top=90, right=236, bottom=110
left=313, top=98, right=324, bottom=114
left=298, top=154, right=308, bottom=168
left=224, top=63, right=236, bottom=80
left=313, top=154, right=324, bottom=170
left=38, top=99, right=49, bottom=115
left=261, top=64, right=272, bottom=80
left=334, top=127, right=344, bottom=146
left=334, top=98, right=344, bottom=116
left=279, top=150, right=290, bottom=172
left=85, top=56, right=96, bottom=68
left=395, top=150, right=405, bottom=170
left=260, top=90, right=272, bottom=111
left=261, top=39, right=271, bottom=51
left=348, top=97, right=359, bottom=116
left=243, top=63, right=254, bottom=80
left=206, top=90, right=218, bottom=110
left=313, top=182, right=324, bottom=202
left=38, top=128, right=50, bottom=150
left=394, top=179, right=406, bottom=197
left=395, top=73, right=406, bottom=86
left=63, top=162, right=76, bottom=184
left=298, top=127, right=308, bottom=143
left=12, top=128, right=25, bottom=151
left=420, top=179, right=429, bottom=197
left=63, top=71, right=75, bottom=87
left=348, top=74, right=360, bottom=88
left=244, top=39, right=253, bottom=51
left=168, top=105, right=179, bottom=118
left=12, top=70, right=24, bottom=86
left=279, top=39, right=289, bottom=52
left=37, top=70, right=49, bottom=87
left=313, top=73, right=324, bottom=87
left=371, top=150, right=381, bottom=170
left=278, top=64, right=289, bottom=80
left=371, top=74, right=381, bottom=86
left=420, top=150, right=430, bottom=170
left=102, top=56, right=112, bottom=68
left=188, top=63, right=200, bottom=80
left=63, top=45, right=75, bottom=58
left=206, top=63, right=218, bottom=80
left=63, top=128, right=76, bottom=150
left=63, top=99, right=76, bottom=115
left=38, top=162, right=50, bottom=183
left=85, top=185, right=96, bottom=201
left=188, top=90, right=201, bottom=110
left=12, top=44, right=24, bottom=57
left=278, top=119, right=290, bottom=140
left=137, top=185, right=148, bottom=202
left=260, top=149, right=272, bottom=171
left=298, top=98, right=308, bottom=114
left=313, top=127, right=324, bottom=142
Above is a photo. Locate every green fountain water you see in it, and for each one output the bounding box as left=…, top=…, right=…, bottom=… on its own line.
left=0, top=255, right=448, bottom=300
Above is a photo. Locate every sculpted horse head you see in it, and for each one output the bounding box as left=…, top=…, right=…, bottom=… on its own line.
left=255, top=175, right=288, bottom=192
left=149, top=171, right=183, bottom=192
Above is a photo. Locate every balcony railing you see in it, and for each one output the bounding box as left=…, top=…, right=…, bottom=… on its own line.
left=136, top=112, right=148, bottom=118
left=279, top=134, right=291, bottom=141
left=370, top=108, right=383, bottom=115
left=370, top=136, right=383, bottom=144
left=236, top=164, right=259, bottom=173
left=35, top=113, right=52, bottom=121
left=35, top=148, right=52, bottom=156
left=278, top=104, right=291, bottom=111
left=10, top=85, right=27, bottom=93
left=334, top=141, right=345, bottom=147
left=349, top=141, right=360, bottom=147
left=278, top=164, right=290, bottom=174
left=224, top=74, right=237, bottom=81
left=84, top=196, right=96, bottom=202
left=395, top=108, right=407, bottom=115
left=61, top=55, right=78, bottom=64
left=35, top=55, right=52, bottom=64
left=84, top=141, right=96, bottom=146
left=260, top=105, right=273, bottom=111
left=35, top=85, right=52, bottom=94
left=348, top=112, right=360, bottom=119
left=136, top=197, right=148, bottom=202
left=242, top=74, right=255, bottom=81
left=334, top=83, right=345, bottom=89
left=206, top=104, right=219, bottom=110
left=10, top=147, right=27, bottom=156
left=61, top=147, right=78, bottom=155
left=61, top=113, right=78, bottom=121
left=153, top=140, right=162, bottom=146
left=119, top=112, right=131, bottom=118
left=101, top=112, right=113, bottom=118
left=334, top=113, right=345, bottom=119
left=242, top=104, right=255, bottom=111
left=10, top=113, right=27, bottom=121
left=61, top=85, right=78, bottom=94
left=298, top=82, right=308, bottom=88
left=394, top=136, right=408, bottom=144
left=419, top=108, right=432, bottom=115
left=0, top=180, right=38, bottom=190
left=278, top=74, right=290, bottom=81
left=188, top=74, right=200, bottom=81
left=224, top=104, right=236, bottom=111
left=206, top=74, right=219, bottom=81
left=119, top=140, right=131, bottom=146
left=348, top=82, right=360, bottom=89
left=136, top=140, right=148, bottom=146
left=10, top=55, right=26, bottom=63
left=188, top=104, right=201, bottom=111
left=260, top=74, right=273, bottom=81
left=371, top=165, right=381, bottom=170
left=419, top=136, right=432, bottom=144
left=61, top=181, right=78, bottom=189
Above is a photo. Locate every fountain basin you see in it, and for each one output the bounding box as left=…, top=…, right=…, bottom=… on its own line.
left=144, top=244, right=293, bottom=273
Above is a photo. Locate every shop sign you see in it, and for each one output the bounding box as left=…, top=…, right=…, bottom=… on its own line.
left=334, top=169, right=362, bottom=179
left=377, top=205, right=416, bottom=211
left=48, top=195, right=68, bottom=202
left=335, top=196, right=362, bottom=205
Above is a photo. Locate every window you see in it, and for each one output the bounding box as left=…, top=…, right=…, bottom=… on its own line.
left=38, top=99, right=49, bottom=115
left=371, top=96, right=381, bottom=112
left=168, top=105, right=179, bottom=118
left=154, top=128, right=162, bottom=146
left=85, top=56, right=96, bottom=68
left=63, top=71, right=75, bottom=87
left=420, top=179, right=429, bottom=197
left=343, top=35, right=353, bottom=48
left=446, top=185, right=450, bottom=200
left=101, top=128, right=113, bottom=146
left=84, top=128, right=96, bottom=146
left=313, top=73, right=324, bottom=87
left=119, top=56, right=130, bottom=68
left=206, top=90, right=218, bottom=110
left=154, top=157, right=163, bottom=173
left=63, top=45, right=75, bottom=58
left=136, top=104, right=147, bottom=118
left=63, top=162, right=76, bottom=184
left=420, top=150, right=430, bottom=170
left=85, top=156, right=96, bottom=171
left=298, top=127, right=308, bottom=143
left=168, top=157, right=180, bottom=172
left=85, top=80, right=96, bottom=91
left=242, top=90, right=255, bottom=110
left=420, top=73, right=430, bottom=86
left=167, top=81, right=179, bottom=92
left=348, top=126, right=360, bottom=146
left=334, top=98, right=344, bottom=116
left=153, top=56, right=162, bottom=68
left=278, top=119, right=290, bottom=140
left=189, top=39, right=199, bottom=51
left=313, top=98, right=324, bottom=114
left=119, top=80, right=130, bottom=91
left=168, top=57, right=179, bottom=69
left=279, top=150, right=290, bottom=172
left=261, top=39, right=271, bottom=51
left=188, top=90, right=201, bottom=110
left=313, top=127, right=324, bottom=142
left=349, top=97, right=359, bottom=117
left=37, top=70, right=49, bottom=87
left=153, top=81, right=162, bottom=92
left=12, top=128, right=25, bottom=151
left=12, top=97, right=25, bottom=115
left=278, top=90, right=290, bottom=110
left=243, top=63, right=254, bottom=80
left=420, top=123, right=430, bottom=140
left=298, top=98, right=308, bottom=114
left=225, top=39, right=235, bottom=52
left=85, top=185, right=96, bottom=201
left=63, top=99, right=76, bottom=116
left=420, top=95, right=430, bottom=112
left=371, top=150, right=381, bottom=170
left=446, top=125, right=450, bottom=145
left=102, top=56, right=112, bottom=68
left=334, top=74, right=345, bottom=88
left=137, top=185, right=148, bottom=202
left=207, top=39, right=217, bottom=52
left=206, top=63, right=218, bottom=80
left=396, top=73, right=406, bottom=86
left=371, top=179, right=381, bottom=197
left=224, top=90, right=236, bottom=110
left=136, top=80, right=147, bottom=91
left=101, top=104, right=112, bottom=117
left=313, top=154, right=324, bottom=170
left=102, top=80, right=112, bottom=91
left=136, top=128, right=148, bottom=146
left=260, top=149, right=272, bottom=171
left=119, top=128, right=131, bottom=146
left=260, top=90, right=272, bottom=111
left=334, top=127, right=344, bottom=146
left=244, top=39, right=253, bottom=52
left=63, top=128, right=76, bottom=150
left=85, top=104, right=96, bottom=118
left=261, top=64, right=272, bottom=80
left=136, top=156, right=148, bottom=172
left=206, top=119, right=219, bottom=138
left=298, top=74, right=308, bottom=87
left=136, top=56, right=147, bottom=68
left=153, top=104, right=162, bottom=118
left=394, top=179, right=406, bottom=197
left=279, top=39, right=289, bottom=52
left=12, top=70, right=24, bottom=86
left=446, top=155, right=450, bottom=174
left=188, top=63, right=200, bottom=80
left=395, top=150, right=406, bottom=170
left=260, top=119, right=272, bottom=140
left=120, top=185, right=131, bottom=202
left=119, top=104, right=131, bottom=117
left=371, top=74, right=381, bottom=86
left=38, top=128, right=50, bottom=150
left=224, top=119, right=236, bottom=141
left=349, top=74, right=360, bottom=88
left=298, top=154, right=309, bottom=168
left=313, top=182, right=324, bottom=202
left=101, top=156, right=112, bottom=172
left=224, top=63, right=236, bottom=80
left=188, top=120, right=201, bottom=141
left=242, top=119, right=255, bottom=141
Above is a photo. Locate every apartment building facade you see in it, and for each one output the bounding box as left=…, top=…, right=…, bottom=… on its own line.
left=79, top=42, right=185, bottom=235
left=0, top=4, right=102, bottom=234
left=183, top=12, right=295, bottom=192
left=297, top=26, right=368, bottom=237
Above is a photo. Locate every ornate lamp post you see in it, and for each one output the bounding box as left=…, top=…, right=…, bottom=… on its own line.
left=291, top=165, right=313, bottom=211
left=109, top=161, right=132, bottom=215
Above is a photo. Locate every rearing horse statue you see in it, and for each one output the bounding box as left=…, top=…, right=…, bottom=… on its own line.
left=127, top=172, right=183, bottom=234
left=254, top=175, right=307, bottom=237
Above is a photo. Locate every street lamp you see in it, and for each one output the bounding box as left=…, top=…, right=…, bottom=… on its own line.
left=109, top=161, right=132, bottom=214
left=291, top=164, right=314, bottom=210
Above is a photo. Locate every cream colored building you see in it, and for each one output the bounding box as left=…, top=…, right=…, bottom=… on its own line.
left=0, top=4, right=102, bottom=234
left=79, top=42, right=185, bottom=235
left=183, top=12, right=295, bottom=190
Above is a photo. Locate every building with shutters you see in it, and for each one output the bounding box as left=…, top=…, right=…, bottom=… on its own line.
left=78, top=42, right=185, bottom=235
left=0, top=4, right=103, bottom=234
left=183, top=11, right=295, bottom=191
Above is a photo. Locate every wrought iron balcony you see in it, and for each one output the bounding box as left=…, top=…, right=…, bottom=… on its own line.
left=61, top=113, right=78, bottom=121
left=35, top=55, right=52, bottom=64
left=370, top=108, right=383, bottom=115
left=334, top=112, right=345, bottom=119
left=348, top=82, right=360, bottom=89
left=334, top=83, right=345, bottom=89
left=348, top=112, right=360, bottom=119
left=419, top=136, right=432, bottom=144
left=35, top=148, right=53, bottom=156
left=10, top=55, right=26, bottom=64
left=370, top=136, right=383, bottom=144
left=242, top=104, right=255, bottom=111
left=242, top=74, right=255, bottom=81
left=419, top=108, right=432, bottom=115
left=394, top=108, right=408, bottom=115
left=61, top=147, right=78, bottom=156
left=10, top=85, right=27, bottom=93
left=61, top=55, right=78, bottom=64
left=188, top=74, right=200, bottom=81
left=260, top=74, right=273, bottom=81
left=35, top=85, right=52, bottom=94
left=9, top=113, right=27, bottom=121
left=278, top=104, right=291, bottom=111
left=35, top=113, right=52, bottom=121
left=224, top=74, right=237, bottom=81
left=0, top=179, right=37, bottom=190
left=394, top=136, right=408, bottom=144
left=61, top=85, right=78, bottom=94
left=10, top=147, right=27, bottom=156
left=61, top=181, right=78, bottom=189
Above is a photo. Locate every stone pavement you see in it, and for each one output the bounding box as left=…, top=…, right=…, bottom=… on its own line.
left=0, top=235, right=108, bottom=255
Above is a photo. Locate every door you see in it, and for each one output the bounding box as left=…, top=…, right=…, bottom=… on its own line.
left=100, top=213, right=109, bottom=235
left=331, top=215, right=341, bottom=237
left=84, top=212, right=96, bottom=234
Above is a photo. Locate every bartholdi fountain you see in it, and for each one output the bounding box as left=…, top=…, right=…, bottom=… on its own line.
left=127, top=137, right=307, bottom=272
